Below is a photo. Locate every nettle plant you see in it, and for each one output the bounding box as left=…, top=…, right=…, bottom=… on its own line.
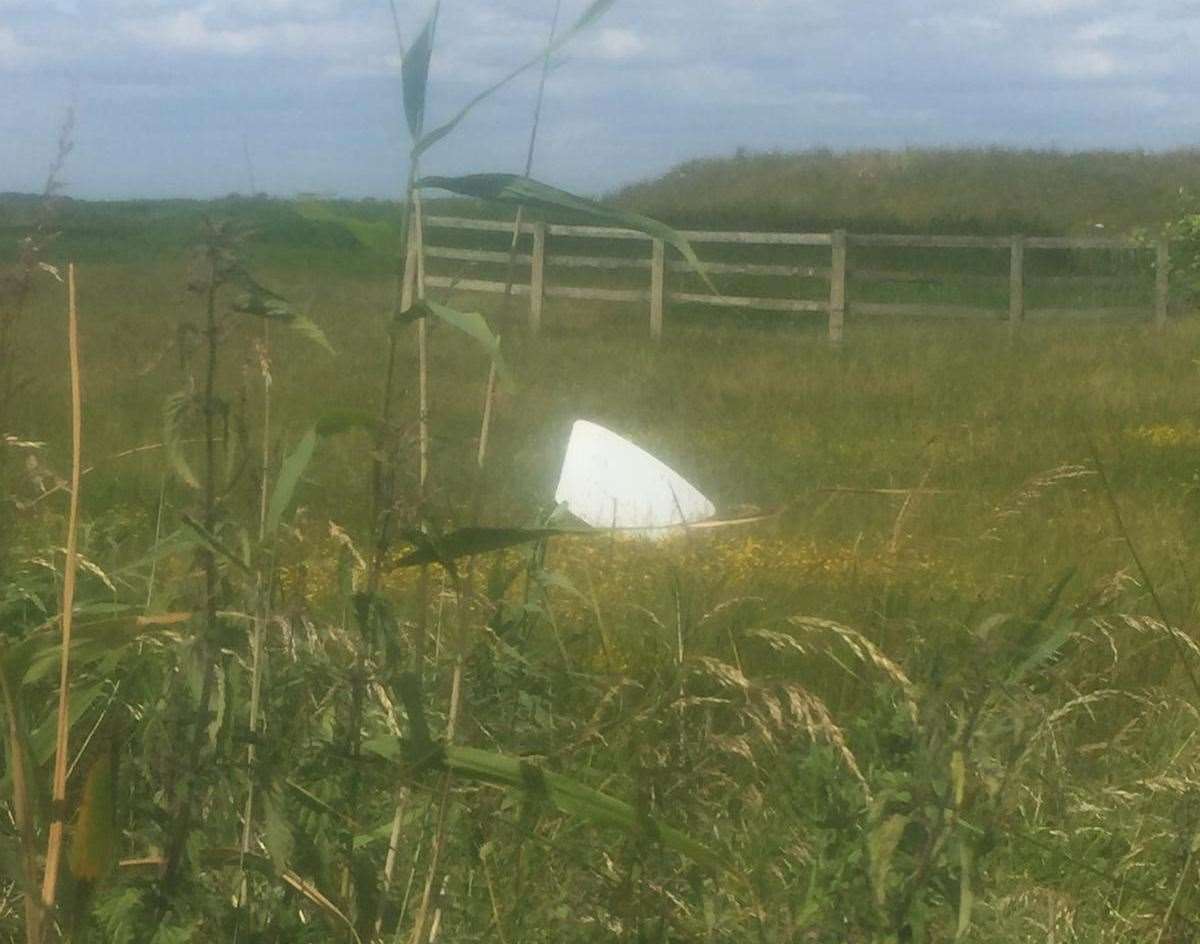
left=1135, top=187, right=1200, bottom=310
left=1163, top=191, right=1200, bottom=304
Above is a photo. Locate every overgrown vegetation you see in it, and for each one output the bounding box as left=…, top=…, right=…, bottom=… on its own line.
left=615, top=146, right=1200, bottom=235
left=2, top=5, right=1200, bottom=944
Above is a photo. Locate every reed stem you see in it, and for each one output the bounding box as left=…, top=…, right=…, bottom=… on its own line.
left=40, top=261, right=83, bottom=917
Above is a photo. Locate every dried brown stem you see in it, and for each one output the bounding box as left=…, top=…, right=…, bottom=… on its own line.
left=41, top=262, right=83, bottom=916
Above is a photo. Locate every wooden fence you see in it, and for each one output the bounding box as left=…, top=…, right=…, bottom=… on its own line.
left=422, top=216, right=1174, bottom=341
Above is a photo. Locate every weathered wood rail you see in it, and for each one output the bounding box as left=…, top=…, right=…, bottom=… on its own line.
left=422, top=215, right=1174, bottom=341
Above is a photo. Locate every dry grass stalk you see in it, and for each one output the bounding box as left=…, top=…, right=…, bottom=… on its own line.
left=414, top=198, right=429, bottom=492
left=503, top=0, right=563, bottom=301
left=42, top=262, right=83, bottom=913
left=888, top=460, right=935, bottom=556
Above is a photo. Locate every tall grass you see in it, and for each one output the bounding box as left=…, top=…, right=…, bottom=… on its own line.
left=3, top=10, right=1200, bottom=944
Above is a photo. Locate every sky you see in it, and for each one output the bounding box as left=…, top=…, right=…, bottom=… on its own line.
left=0, top=0, right=1198, bottom=199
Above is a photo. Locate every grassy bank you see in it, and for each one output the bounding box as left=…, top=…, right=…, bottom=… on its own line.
left=614, top=146, right=1200, bottom=235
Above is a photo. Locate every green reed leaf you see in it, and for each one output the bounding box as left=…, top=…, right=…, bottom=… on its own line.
left=396, top=526, right=586, bottom=568
left=68, top=750, right=117, bottom=883
left=294, top=202, right=401, bottom=257
left=444, top=745, right=728, bottom=874
left=163, top=390, right=199, bottom=490
left=402, top=3, right=440, bottom=140
left=418, top=173, right=717, bottom=294
left=412, top=0, right=616, bottom=159
left=266, top=413, right=378, bottom=538
left=267, top=428, right=317, bottom=537
left=394, top=299, right=511, bottom=385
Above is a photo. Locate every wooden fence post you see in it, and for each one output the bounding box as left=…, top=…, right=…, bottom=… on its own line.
left=1009, top=235, right=1025, bottom=328
left=650, top=239, right=666, bottom=341
left=829, top=230, right=847, bottom=342
left=530, top=221, right=547, bottom=336
left=1156, top=237, right=1170, bottom=329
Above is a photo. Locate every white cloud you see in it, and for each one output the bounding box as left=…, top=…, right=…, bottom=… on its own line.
left=587, top=28, right=646, bottom=61
left=0, top=25, right=32, bottom=69
left=123, top=10, right=261, bottom=54
left=1052, top=47, right=1118, bottom=78
left=3, top=0, right=1200, bottom=197
left=1005, top=0, right=1105, bottom=16
left=920, top=13, right=1006, bottom=39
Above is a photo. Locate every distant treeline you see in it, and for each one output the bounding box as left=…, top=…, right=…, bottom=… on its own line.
left=2, top=147, right=1198, bottom=264
left=612, top=147, right=1200, bottom=236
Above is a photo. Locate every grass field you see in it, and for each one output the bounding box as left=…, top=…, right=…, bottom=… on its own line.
left=3, top=183, right=1200, bottom=941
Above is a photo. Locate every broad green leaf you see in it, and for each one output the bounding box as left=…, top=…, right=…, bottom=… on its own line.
left=227, top=265, right=334, bottom=353
left=68, top=750, right=117, bottom=882
left=128, top=849, right=363, bottom=942
left=262, top=788, right=296, bottom=873
left=402, top=3, right=440, bottom=140
left=396, top=514, right=771, bottom=568
left=0, top=639, right=41, bottom=885
left=30, top=682, right=107, bottom=765
left=417, top=173, right=717, bottom=294
left=266, top=413, right=378, bottom=538
left=289, top=314, right=335, bottom=355
left=444, top=745, right=728, bottom=874
left=181, top=514, right=253, bottom=575
left=956, top=838, right=975, bottom=941
left=267, top=428, right=317, bottom=536
left=229, top=270, right=287, bottom=316
left=394, top=299, right=511, bottom=385
left=163, top=390, right=199, bottom=490
left=315, top=409, right=377, bottom=438
left=868, top=814, right=909, bottom=908
left=950, top=750, right=966, bottom=809
left=412, top=0, right=617, bottom=159
left=0, top=837, right=25, bottom=888
left=396, top=525, right=588, bottom=568
left=110, top=528, right=200, bottom=580
left=295, top=202, right=401, bottom=257
left=14, top=616, right=178, bottom=689
left=395, top=671, right=435, bottom=761
left=1008, top=622, right=1075, bottom=685
left=572, top=0, right=619, bottom=31
left=1029, top=568, right=1075, bottom=627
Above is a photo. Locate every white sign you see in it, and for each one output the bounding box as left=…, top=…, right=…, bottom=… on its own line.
left=554, top=420, right=716, bottom=539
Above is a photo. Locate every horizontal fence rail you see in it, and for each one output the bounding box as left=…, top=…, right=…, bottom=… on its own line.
left=421, top=216, right=1174, bottom=341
